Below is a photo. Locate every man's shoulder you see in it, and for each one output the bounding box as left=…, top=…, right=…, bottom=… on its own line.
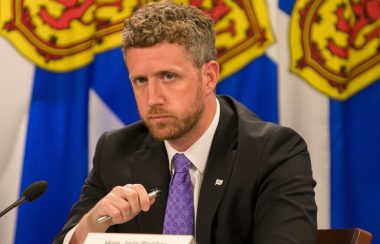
left=218, top=95, right=261, bottom=123
left=218, top=95, right=278, bottom=129
left=218, top=95, right=301, bottom=141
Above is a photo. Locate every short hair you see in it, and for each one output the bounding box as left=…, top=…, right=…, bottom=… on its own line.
left=122, top=0, right=216, bottom=68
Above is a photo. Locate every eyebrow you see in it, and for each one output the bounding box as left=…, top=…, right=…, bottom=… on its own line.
left=130, top=67, right=183, bottom=80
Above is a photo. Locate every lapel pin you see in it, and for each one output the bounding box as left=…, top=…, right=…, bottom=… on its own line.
left=215, top=179, right=223, bottom=186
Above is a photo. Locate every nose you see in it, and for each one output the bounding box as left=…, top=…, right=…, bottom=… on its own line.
left=147, top=80, right=164, bottom=107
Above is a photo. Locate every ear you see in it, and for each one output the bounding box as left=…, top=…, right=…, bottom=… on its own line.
left=202, top=60, right=219, bottom=95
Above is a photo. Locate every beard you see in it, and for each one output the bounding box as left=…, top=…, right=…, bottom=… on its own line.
left=142, top=83, right=205, bottom=141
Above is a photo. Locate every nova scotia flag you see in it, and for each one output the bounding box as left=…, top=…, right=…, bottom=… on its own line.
left=0, top=0, right=379, bottom=243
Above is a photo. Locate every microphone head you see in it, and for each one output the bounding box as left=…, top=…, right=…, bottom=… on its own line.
left=22, top=181, right=48, bottom=202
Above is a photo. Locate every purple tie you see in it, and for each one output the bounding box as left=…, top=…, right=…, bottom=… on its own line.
left=163, top=153, right=194, bottom=235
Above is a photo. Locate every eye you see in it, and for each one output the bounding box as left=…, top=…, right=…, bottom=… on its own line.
left=163, top=72, right=176, bottom=81
left=134, top=77, right=147, bottom=85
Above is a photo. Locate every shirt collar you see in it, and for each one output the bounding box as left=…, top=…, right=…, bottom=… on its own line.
left=165, top=98, right=220, bottom=175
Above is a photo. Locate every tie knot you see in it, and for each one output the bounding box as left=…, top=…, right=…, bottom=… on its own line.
left=173, top=153, right=191, bottom=173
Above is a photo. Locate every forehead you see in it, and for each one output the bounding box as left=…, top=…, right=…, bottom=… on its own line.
left=125, top=42, right=195, bottom=70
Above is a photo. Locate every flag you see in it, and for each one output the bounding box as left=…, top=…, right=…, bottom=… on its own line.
left=1, top=0, right=379, bottom=243
left=284, top=1, right=380, bottom=243
left=0, top=1, right=137, bottom=243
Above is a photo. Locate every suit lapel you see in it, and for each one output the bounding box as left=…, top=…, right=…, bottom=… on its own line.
left=128, top=97, right=239, bottom=238
left=196, top=99, right=238, bottom=243
left=131, top=136, right=170, bottom=233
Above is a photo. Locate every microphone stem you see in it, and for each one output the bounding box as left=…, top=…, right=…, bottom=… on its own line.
left=0, top=196, right=26, bottom=218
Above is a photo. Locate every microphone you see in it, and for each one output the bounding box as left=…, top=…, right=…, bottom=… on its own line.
left=0, top=180, right=48, bottom=218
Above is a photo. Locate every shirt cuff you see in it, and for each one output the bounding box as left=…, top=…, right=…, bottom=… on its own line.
left=63, top=225, right=77, bottom=244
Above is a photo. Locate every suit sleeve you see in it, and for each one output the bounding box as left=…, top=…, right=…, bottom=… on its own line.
left=252, top=126, right=317, bottom=244
left=53, top=132, right=116, bottom=244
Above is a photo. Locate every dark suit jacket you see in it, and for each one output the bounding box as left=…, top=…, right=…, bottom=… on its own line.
left=54, top=96, right=317, bottom=244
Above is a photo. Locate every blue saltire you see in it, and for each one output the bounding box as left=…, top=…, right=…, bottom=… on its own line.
left=16, top=66, right=90, bottom=244
left=15, top=48, right=136, bottom=244
left=279, top=0, right=380, bottom=243
left=330, top=80, right=380, bottom=244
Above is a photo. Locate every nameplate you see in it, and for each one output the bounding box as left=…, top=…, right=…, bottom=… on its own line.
left=84, top=233, right=195, bottom=244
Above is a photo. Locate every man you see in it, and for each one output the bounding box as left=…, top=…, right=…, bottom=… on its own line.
left=54, top=1, right=317, bottom=243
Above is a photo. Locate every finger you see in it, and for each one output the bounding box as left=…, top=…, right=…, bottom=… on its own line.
left=149, top=197, right=156, bottom=206
left=88, top=197, right=123, bottom=227
left=125, top=184, right=151, bottom=212
left=121, top=187, right=143, bottom=218
left=105, top=190, right=132, bottom=222
left=94, top=186, right=132, bottom=224
left=105, top=204, right=124, bottom=223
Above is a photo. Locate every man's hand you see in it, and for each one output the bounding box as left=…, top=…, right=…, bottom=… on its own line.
left=70, top=184, right=155, bottom=244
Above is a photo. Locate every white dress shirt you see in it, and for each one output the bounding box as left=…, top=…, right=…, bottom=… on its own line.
left=164, top=98, right=220, bottom=223
left=64, top=99, right=220, bottom=243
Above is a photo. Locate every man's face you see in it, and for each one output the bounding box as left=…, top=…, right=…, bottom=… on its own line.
left=126, top=42, right=208, bottom=141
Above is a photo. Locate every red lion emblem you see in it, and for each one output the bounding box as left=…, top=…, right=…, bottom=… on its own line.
left=291, top=0, right=380, bottom=99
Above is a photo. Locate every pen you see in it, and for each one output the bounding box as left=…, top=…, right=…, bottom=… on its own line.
left=96, top=188, right=161, bottom=224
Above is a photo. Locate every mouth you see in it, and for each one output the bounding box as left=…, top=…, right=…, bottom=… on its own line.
left=148, top=114, right=171, bottom=123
